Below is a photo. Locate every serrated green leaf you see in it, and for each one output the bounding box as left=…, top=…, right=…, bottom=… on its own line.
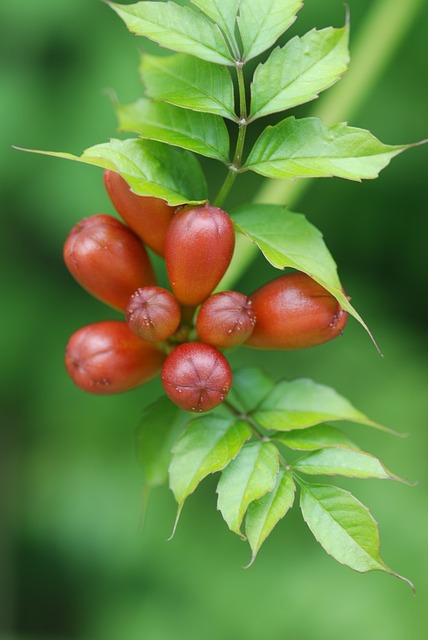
left=109, top=1, right=233, bottom=65
left=238, top=0, right=303, bottom=62
left=231, top=204, right=374, bottom=341
left=21, top=138, right=207, bottom=206
left=227, top=367, right=275, bottom=413
left=116, top=98, right=230, bottom=162
left=294, top=446, right=407, bottom=481
left=217, top=441, right=279, bottom=537
left=245, top=470, right=295, bottom=563
left=250, top=25, right=349, bottom=121
left=136, top=397, right=189, bottom=487
left=274, top=424, right=357, bottom=451
left=245, top=116, right=410, bottom=181
left=140, top=53, right=236, bottom=121
left=300, top=481, right=414, bottom=589
left=252, top=378, right=398, bottom=435
left=169, top=415, right=251, bottom=507
left=191, top=0, right=240, bottom=55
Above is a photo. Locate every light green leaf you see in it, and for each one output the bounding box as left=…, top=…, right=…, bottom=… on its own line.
left=191, top=0, right=240, bottom=55
left=169, top=415, right=251, bottom=507
left=109, top=1, right=233, bottom=65
left=245, top=470, right=295, bottom=563
left=274, top=424, right=357, bottom=451
left=294, top=446, right=407, bottom=482
left=116, top=98, right=230, bottom=162
left=300, top=481, right=414, bottom=589
left=217, top=441, right=279, bottom=537
left=238, top=0, right=303, bottom=61
left=231, top=204, right=373, bottom=341
left=250, top=25, right=349, bottom=121
left=136, top=397, right=189, bottom=488
left=227, top=367, right=275, bottom=413
left=140, top=53, right=236, bottom=121
left=253, top=378, right=399, bottom=435
left=245, top=117, right=411, bottom=181
left=21, top=138, right=207, bottom=206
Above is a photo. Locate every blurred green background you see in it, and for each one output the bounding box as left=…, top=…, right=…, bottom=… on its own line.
left=1, top=1, right=427, bottom=638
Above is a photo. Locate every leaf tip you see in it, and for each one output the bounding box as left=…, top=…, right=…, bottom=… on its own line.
left=243, top=552, right=257, bottom=569
left=167, top=503, right=183, bottom=541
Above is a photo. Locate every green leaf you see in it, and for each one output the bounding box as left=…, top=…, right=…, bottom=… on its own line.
left=140, top=53, right=236, bottom=121
left=250, top=25, right=349, bottom=121
left=217, top=441, right=279, bottom=537
left=109, top=1, right=233, bottom=65
left=227, top=367, right=275, bottom=413
left=238, top=0, right=303, bottom=62
left=293, top=446, right=407, bottom=482
left=169, top=415, right=251, bottom=507
left=191, top=0, right=240, bottom=55
left=245, top=470, right=295, bottom=564
left=231, top=204, right=373, bottom=341
left=245, top=117, right=411, bottom=182
left=300, top=481, right=414, bottom=589
left=252, top=378, right=399, bottom=435
left=21, top=138, right=207, bottom=206
left=136, top=397, right=189, bottom=488
left=274, top=424, right=357, bottom=451
left=116, top=98, right=230, bottom=162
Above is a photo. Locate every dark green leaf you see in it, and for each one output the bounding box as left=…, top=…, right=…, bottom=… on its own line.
left=109, top=1, right=234, bottom=65
left=21, top=139, right=207, bottom=206
left=300, top=481, right=414, bottom=589
left=140, top=53, right=236, bottom=121
left=116, top=98, right=230, bottom=162
left=238, top=0, right=303, bottom=62
left=191, top=0, right=240, bottom=55
left=245, top=117, right=411, bottom=181
left=250, top=25, right=349, bottom=121
left=217, top=441, right=279, bottom=536
left=245, top=470, right=295, bottom=563
left=274, top=424, right=356, bottom=451
left=136, top=397, right=189, bottom=487
left=227, top=367, right=275, bottom=413
left=169, top=415, right=251, bottom=507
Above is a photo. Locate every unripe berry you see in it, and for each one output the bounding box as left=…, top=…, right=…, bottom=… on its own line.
left=65, top=320, right=164, bottom=394
left=103, top=170, right=175, bottom=256
left=246, top=272, right=348, bottom=350
left=196, top=291, right=256, bottom=349
left=161, top=342, right=232, bottom=412
left=126, top=286, right=181, bottom=342
left=164, top=204, right=235, bottom=306
left=64, top=214, right=156, bottom=312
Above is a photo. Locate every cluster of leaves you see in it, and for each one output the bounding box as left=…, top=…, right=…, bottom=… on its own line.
left=22, top=0, right=420, bottom=587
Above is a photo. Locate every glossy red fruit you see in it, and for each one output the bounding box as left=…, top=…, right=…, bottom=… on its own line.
left=64, top=214, right=156, bottom=312
left=65, top=320, right=164, bottom=394
left=246, top=272, right=348, bottom=350
left=164, top=204, right=235, bottom=306
left=196, top=291, right=256, bottom=349
left=161, top=342, right=232, bottom=412
left=103, top=170, right=175, bottom=256
left=126, top=286, right=181, bottom=342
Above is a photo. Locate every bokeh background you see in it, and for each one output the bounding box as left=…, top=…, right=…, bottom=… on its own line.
left=1, top=1, right=427, bottom=638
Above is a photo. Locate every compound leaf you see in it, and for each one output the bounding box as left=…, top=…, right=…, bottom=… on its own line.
left=274, top=424, right=356, bottom=451
left=217, top=441, right=279, bottom=537
left=250, top=25, right=349, bottom=121
left=109, top=1, right=233, bottom=65
left=191, top=0, right=240, bottom=54
left=116, top=98, right=230, bottom=162
left=140, top=52, right=236, bottom=121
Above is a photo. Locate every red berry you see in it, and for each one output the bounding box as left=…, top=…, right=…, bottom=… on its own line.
left=65, top=320, right=164, bottom=394
left=161, top=342, right=232, bottom=412
left=246, top=272, right=348, bottom=350
left=63, top=214, right=156, bottom=311
left=126, top=286, right=181, bottom=342
left=103, top=170, right=175, bottom=256
left=196, top=291, right=256, bottom=349
left=164, top=204, right=235, bottom=306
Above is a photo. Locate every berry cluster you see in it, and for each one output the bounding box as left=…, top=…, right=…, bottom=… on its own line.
left=64, top=171, right=348, bottom=412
